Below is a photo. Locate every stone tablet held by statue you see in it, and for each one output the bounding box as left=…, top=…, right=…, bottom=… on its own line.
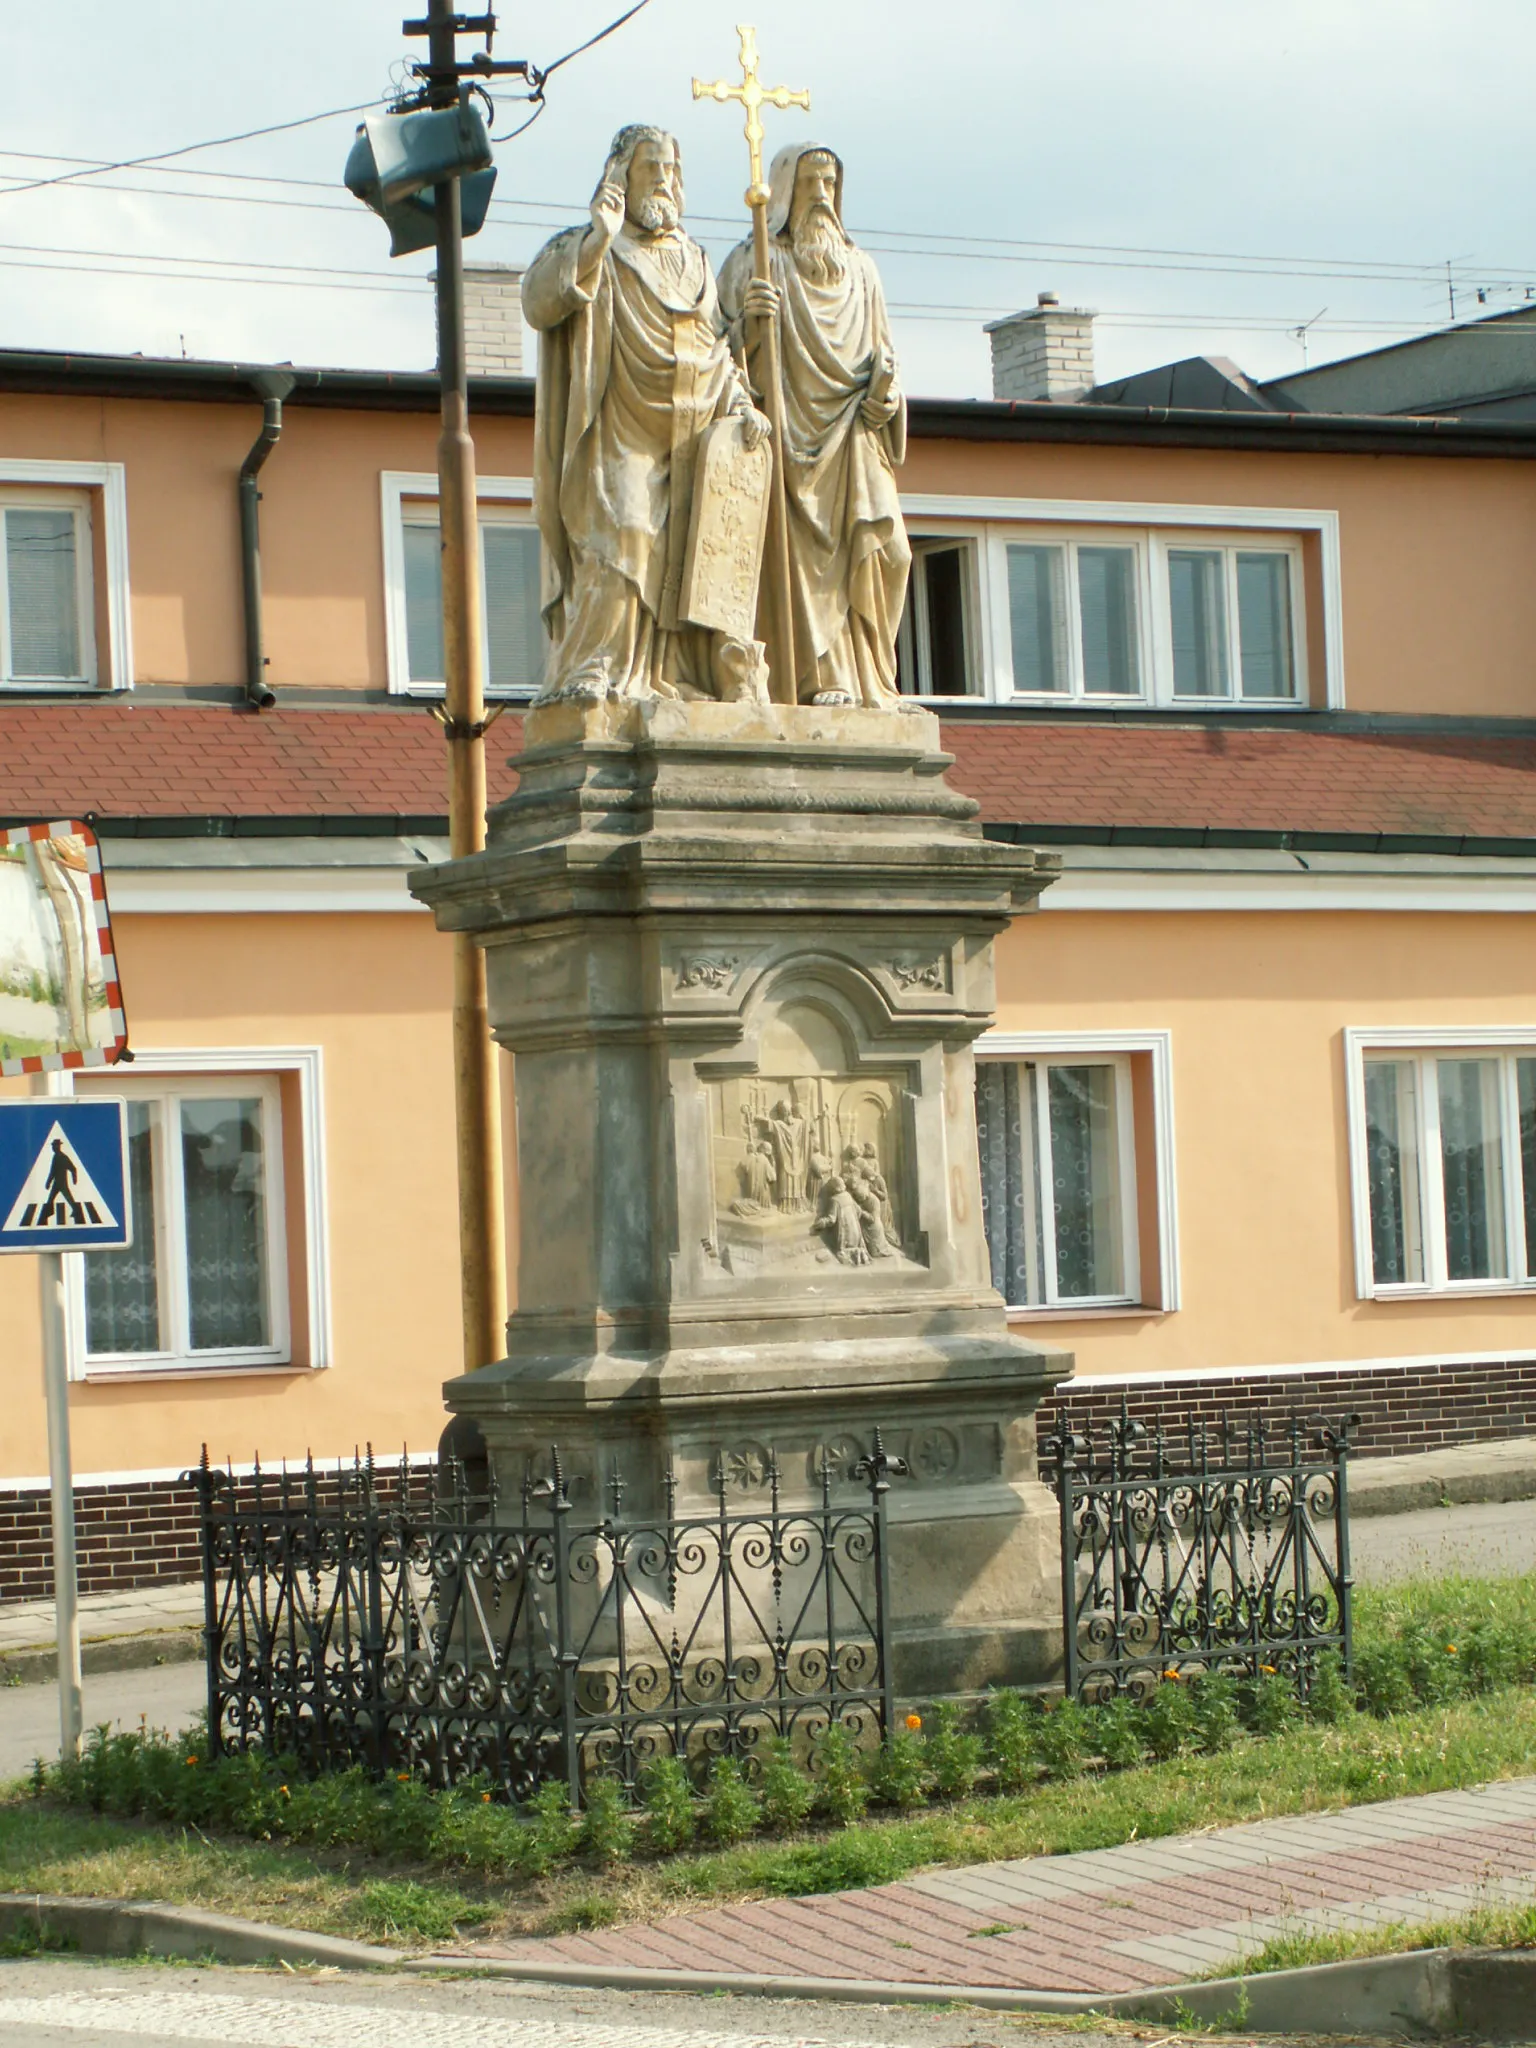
left=679, top=415, right=772, bottom=641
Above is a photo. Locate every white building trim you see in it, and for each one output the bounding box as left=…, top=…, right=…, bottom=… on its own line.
left=899, top=493, right=1345, bottom=709
left=0, top=456, right=133, bottom=692
left=1343, top=1025, right=1536, bottom=1302
left=974, top=1026, right=1180, bottom=1313
left=380, top=468, right=534, bottom=697
left=49, top=1045, right=332, bottom=1380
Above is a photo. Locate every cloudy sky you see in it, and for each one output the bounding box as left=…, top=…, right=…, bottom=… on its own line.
left=0, top=0, right=1530, bottom=397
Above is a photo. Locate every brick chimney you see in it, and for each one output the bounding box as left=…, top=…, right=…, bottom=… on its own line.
left=462, top=264, right=525, bottom=376
left=985, top=291, right=1096, bottom=402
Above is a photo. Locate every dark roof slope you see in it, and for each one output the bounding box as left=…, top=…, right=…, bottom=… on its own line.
left=3, top=701, right=1536, bottom=854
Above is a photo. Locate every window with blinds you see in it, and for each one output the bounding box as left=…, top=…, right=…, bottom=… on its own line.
left=401, top=509, right=544, bottom=695
left=0, top=496, right=94, bottom=687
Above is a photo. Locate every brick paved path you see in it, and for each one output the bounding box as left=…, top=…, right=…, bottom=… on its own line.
left=466, top=1779, right=1536, bottom=1995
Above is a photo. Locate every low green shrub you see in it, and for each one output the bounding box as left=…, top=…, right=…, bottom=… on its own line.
left=1243, top=1668, right=1301, bottom=1737
left=520, top=1780, right=580, bottom=1874
left=1306, top=1649, right=1354, bottom=1725
left=924, top=1703, right=984, bottom=1801
left=1188, top=1671, right=1241, bottom=1754
left=639, top=1754, right=695, bottom=1853
left=1088, top=1696, right=1146, bottom=1770
left=704, top=1756, right=760, bottom=1847
left=1032, top=1697, right=1091, bottom=1779
left=811, top=1721, right=869, bottom=1826
left=1139, top=1678, right=1197, bottom=1760
left=867, top=1730, right=930, bottom=1810
left=757, top=1737, right=814, bottom=1834
left=983, top=1689, right=1037, bottom=1793
left=577, top=1776, right=634, bottom=1866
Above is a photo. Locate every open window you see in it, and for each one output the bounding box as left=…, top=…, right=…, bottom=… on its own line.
left=896, top=536, right=981, bottom=697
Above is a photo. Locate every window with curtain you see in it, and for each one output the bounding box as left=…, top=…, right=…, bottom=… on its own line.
left=1360, top=1048, right=1536, bottom=1293
left=0, top=498, right=92, bottom=686
left=402, top=509, right=544, bottom=694
left=79, top=1076, right=288, bottom=1369
left=975, top=1055, right=1136, bottom=1308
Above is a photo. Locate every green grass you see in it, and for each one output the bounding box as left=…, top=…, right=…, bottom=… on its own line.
left=10, top=1683, right=1536, bottom=1944
left=1215, top=1898, right=1536, bottom=1978
left=12, top=1571, right=1536, bottom=1948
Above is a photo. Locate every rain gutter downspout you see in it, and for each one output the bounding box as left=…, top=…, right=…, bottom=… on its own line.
left=238, top=370, right=296, bottom=710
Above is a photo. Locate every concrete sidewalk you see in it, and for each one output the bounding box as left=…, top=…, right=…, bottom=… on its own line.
left=462, top=1777, right=1536, bottom=1998
left=0, top=1580, right=203, bottom=1683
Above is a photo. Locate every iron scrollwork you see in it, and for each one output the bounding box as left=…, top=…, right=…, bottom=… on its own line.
left=1045, top=1405, right=1356, bottom=1706
left=183, top=1429, right=905, bottom=1808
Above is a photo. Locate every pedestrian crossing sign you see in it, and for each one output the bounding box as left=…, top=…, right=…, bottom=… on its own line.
left=0, top=1099, right=131, bottom=1252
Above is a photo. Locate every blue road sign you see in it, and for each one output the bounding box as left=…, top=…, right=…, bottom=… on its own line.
left=0, top=1099, right=131, bottom=1253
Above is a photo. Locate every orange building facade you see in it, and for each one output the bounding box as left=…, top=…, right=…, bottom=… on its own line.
left=4, top=347, right=1536, bottom=1592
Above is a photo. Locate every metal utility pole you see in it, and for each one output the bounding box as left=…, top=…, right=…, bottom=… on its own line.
left=406, top=0, right=510, bottom=1372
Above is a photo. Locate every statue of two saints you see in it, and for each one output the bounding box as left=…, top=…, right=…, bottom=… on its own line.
left=524, top=124, right=913, bottom=711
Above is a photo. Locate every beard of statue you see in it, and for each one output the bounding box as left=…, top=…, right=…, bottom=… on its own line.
left=791, top=201, right=847, bottom=286
left=632, top=193, right=680, bottom=235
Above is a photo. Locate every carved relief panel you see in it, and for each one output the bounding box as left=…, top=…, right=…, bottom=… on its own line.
left=705, top=1001, right=911, bottom=1281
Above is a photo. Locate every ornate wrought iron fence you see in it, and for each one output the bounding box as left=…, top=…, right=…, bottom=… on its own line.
left=1046, top=1408, right=1355, bottom=1704
left=184, top=1435, right=904, bottom=1804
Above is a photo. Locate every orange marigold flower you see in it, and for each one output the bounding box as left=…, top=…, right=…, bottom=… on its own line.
left=397, top=1772, right=410, bottom=1783
left=1162, top=1668, right=1181, bottom=1681
left=1446, top=1645, right=1458, bottom=1654
left=905, top=1713, right=923, bottom=1731
left=184, top=1757, right=198, bottom=1767
left=279, top=1785, right=290, bottom=1798
left=481, top=1792, right=492, bottom=1803
left=1260, top=1665, right=1277, bottom=1675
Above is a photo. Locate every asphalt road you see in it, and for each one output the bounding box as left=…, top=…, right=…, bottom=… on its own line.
left=2, top=1497, right=1533, bottom=1780
left=0, top=1959, right=1317, bottom=2048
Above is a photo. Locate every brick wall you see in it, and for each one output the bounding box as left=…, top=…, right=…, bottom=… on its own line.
left=1038, top=1356, right=1536, bottom=1458
left=3, top=1358, right=1535, bottom=1605
left=0, top=1462, right=429, bottom=1607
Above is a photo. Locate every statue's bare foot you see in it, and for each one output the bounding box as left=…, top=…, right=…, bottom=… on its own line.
left=809, top=689, right=856, bottom=707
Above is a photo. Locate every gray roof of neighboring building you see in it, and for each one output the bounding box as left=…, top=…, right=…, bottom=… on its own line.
left=1084, top=305, right=1536, bottom=422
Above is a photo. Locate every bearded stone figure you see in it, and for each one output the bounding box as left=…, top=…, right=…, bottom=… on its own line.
left=718, top=143, right=913, bottom=710
left=523, top=124, right=772, bottom=702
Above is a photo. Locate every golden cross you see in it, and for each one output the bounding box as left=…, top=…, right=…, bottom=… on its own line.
left=692, top=25, right=810, bottom=209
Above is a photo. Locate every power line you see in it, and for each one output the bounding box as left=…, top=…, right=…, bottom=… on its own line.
left=0, top=104, right=381, bottom=204
left=0, top=146, right=1527, bottom=295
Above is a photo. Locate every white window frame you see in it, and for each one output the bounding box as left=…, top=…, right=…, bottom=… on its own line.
left=900, top=494, right=1343, bottom=711
left=1150, top=530, right=1309, bottom=708
left=897, top=532, right=987, bottom=698
left=381, top=470, right=539, bottom=698
left=975, top=1028, right=1180, bottom=1317
left=1345, top=1027, right=1536, bottom=1301
left=48, top=1047, right=329, bottom=1380
left=0, top=458, right=132, bottom=693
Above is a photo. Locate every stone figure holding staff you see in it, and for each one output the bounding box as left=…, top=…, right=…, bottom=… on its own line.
left=718, top=142, right=914, bottom=711
left=522, top=124, right=772, bottom=702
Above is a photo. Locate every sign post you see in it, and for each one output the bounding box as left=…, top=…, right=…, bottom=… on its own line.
left=0, top=1097, right=132, bottom=1762
left=0, top=819, right=131, bottom=1764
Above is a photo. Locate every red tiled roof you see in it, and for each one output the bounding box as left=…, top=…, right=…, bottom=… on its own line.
left=0, top=701, right=518, bottom=821
left=942, top=721, right=1536, bottom=843
left=2, top=700, right=1536, bottom=845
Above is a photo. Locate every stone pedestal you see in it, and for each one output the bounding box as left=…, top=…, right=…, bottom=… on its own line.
left=411, top=698, right=1073, bottom=1692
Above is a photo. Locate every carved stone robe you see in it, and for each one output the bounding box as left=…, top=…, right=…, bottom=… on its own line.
left=718, top=167, right=911, bottom=708
left=524, top=221, right=750, bottom=698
